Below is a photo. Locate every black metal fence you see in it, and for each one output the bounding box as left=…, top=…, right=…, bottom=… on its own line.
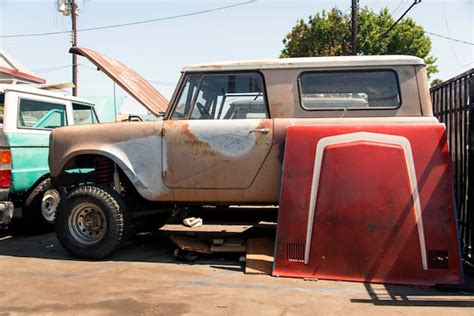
left=430, top=68, right=473, bottom=269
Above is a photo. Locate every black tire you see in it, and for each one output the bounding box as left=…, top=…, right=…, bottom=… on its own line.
left=55, top=185, right=130, bottom=260
left=22, top=178, right=59, bottom=228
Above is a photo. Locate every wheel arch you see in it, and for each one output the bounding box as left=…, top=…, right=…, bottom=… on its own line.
left=53, top=149, right=148, bottom=198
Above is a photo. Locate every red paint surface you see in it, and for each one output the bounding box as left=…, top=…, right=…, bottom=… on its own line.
left=0, top=66, right=46, bottom=84
left=273, top=124, right=463, bottom=286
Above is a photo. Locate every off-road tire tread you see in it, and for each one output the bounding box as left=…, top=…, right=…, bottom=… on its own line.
left=55, top=185, right=130, bottom=260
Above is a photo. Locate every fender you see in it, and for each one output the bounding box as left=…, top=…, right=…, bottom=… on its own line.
left=49, top=121, right=171, bottom=201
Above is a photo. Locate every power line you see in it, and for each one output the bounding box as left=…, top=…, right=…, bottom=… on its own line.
left=78, top=63, right=98, bottom=71
left=33, top=64, right=72, bottom=72
left=392, top=0, right=410, bottom=17
left=147, top=80, right=176, bottom=86
left=0, top=1, right=256, bottom=39
left=424, top=31, right=474, bottom=46
left=383, top=0, right=473, bottom=46
left=33, top=63, right=96, bottom=72
left=34, top=63, right=177, bottom=86
left=441, top=0, right=463, bottom=66
left=379, top=0, right=422, bottom=39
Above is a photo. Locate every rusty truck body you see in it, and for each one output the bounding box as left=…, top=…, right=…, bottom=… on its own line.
left=49, top=47, right=435, bottom=259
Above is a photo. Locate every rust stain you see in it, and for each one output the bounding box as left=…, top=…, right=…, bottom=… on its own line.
left=269, top=101, right=286, bottom=118
left=168, top=122, right=219, bottom=157
left=163, top=120, right=272, bottom=189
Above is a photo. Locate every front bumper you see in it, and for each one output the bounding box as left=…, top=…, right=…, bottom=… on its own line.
left=0, top=201, right=14, bottom=226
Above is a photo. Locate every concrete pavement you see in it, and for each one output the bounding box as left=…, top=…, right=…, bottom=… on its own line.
left=0, top=220, right=473, bottom=315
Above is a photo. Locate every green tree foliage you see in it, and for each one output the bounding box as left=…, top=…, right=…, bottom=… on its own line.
left=430, top=78, right=444, bottom=87
left=281, top=7, right=438, bottom=76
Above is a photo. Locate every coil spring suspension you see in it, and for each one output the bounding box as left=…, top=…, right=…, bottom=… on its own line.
left=95, top=158, right=114, bottom=185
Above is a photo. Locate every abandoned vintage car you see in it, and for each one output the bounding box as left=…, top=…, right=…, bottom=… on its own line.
left=49, top=47, right=436, bottom=259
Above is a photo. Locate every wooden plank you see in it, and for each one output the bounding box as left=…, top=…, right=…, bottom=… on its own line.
left=170, top=235, right=211, bottom=254
left=245, top=237, right=275, bottom=275
left=222, top=237, right=246, bottom=247
left=210, top=244, right=246, bottom=253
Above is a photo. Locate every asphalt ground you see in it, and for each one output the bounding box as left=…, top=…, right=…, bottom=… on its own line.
left=0, top=210, right=473, bottom=315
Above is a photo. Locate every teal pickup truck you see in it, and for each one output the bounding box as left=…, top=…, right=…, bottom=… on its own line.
left=0, top=84, right=98, bottom=226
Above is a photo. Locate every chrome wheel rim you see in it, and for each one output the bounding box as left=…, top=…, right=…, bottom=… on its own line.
left=41, top=189, right=60, bottom=223
left=68, top=202, right=107, bottom=245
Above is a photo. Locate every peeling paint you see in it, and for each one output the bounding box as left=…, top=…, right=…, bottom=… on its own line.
left=100, top=134, right=170, bottom=200
left=188, top=120, right=258, bottom=157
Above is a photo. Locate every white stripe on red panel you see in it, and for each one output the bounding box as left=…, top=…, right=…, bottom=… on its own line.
left=304, top=132, right=427, bottom=270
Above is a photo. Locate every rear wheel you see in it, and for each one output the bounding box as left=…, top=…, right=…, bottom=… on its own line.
left=41, top=188, right=61, bottom=223
left=55, top=185, right=130, bottom=259
left=22, top=178, right=60, bottom=227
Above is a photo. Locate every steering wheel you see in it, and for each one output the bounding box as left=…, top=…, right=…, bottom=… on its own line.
left=128, top=115, right=143, bottom=121
left=196, top=102, right=211, bottom=119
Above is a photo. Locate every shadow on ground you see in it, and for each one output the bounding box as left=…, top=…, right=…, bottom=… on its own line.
left=1, top=208, right=473, bottom=309
left=0, top=208, right=277, bottom=268
left=349, top=281, right=474, bottom=308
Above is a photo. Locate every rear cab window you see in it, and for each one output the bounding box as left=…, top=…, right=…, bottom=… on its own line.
left=298, top=70, right=401, bottom=110
left=18, top=98, right=67, bottom=129
left=171, top=72, right=268, bottom=120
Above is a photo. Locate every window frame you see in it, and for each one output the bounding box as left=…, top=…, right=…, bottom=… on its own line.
left=168, top=71, right=270, bottom=120
left=72, top=103, right=99, bottom=125
left=17, top=97, right=68, bottom=131
left=0, top=93, right=5, bottom=125
left=297, top=69, right=402, bottom=111
left=169, top=74, right=202, bottom=120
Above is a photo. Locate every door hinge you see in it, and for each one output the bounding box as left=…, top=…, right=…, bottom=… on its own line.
left=161, top=127, right=166, bottom=136
left=162, top=170, right=167, bottom=178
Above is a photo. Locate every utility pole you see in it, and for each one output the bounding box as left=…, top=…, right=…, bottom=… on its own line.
left=351, top=0, right=358, bottom=55
left=57, top=0, right=79, bottom=96
left=71, top=0, right=78, bottom=96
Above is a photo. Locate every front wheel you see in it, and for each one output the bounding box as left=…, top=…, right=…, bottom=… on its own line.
left=55, top=185, right=130, bottom=259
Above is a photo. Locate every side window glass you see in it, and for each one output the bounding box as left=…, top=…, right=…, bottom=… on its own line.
left=189, top=73, right=268, bottom=120
left=73, top=103, right=98, bottom=125
left=171, top=75, right=201, bottom=120
left=299, top=70, right=400, bottom=110
left=18, top=99, right=67, bottom=129
left=0, top=93, right=4, bottom=125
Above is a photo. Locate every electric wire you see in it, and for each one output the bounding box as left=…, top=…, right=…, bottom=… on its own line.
left=0, top=1, right=256, bottom=39
left=379, top=0, right=422, bottom=39
left=392, top=0, right=410, bottom=17
left=440, top=0, right=473, bottom=66
left=424, top=32, right=474, bottom=46
left=33, top=63, right=176, bottom=85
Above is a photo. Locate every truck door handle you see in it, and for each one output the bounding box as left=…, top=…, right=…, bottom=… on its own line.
left=249, top=128, right=270, bottom=134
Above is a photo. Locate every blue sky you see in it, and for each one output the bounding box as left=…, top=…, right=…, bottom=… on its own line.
left=1, top=0, right=473, bottom=106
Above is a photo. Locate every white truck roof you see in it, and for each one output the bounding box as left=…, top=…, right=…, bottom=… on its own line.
left=0, top=84, right=94, bottom=105
left=183, top=55, right=425, bottom=72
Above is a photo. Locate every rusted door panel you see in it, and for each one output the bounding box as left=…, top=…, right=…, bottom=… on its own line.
left=163, top=119, right=273, bottom=189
